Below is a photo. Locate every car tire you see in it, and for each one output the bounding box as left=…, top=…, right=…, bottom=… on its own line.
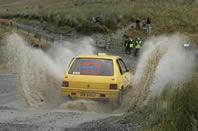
left=63, top=95, right=72, bottom=101
left=117, top=88, right=124, bottom=107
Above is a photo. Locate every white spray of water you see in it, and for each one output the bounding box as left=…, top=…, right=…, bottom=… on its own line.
left=4, top=33, right=96, bottom=108
left=150, top=40, right=194, bottom=96
left=4, top=33, right=63, bottom=108
left=4, top=32, right=194, bottom=113
left=123, top=33, right=195, bottom=110
left=47, top=37, right=95, bottom=75
left=141, top=34, right=194, bottom=96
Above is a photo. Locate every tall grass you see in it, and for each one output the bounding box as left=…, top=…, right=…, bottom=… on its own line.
left=0, top=0, right=198, bottom=34
left=125, top=72, right=198, bottom=131
left=0, top=25, right=10, bottom=39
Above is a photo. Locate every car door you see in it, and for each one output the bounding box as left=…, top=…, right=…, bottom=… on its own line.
left=117, top=58, right=131, bottom=89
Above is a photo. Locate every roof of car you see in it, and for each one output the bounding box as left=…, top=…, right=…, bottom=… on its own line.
left=75, top=54, right=121, bottom=60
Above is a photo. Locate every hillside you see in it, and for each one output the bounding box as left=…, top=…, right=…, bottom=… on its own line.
left=0, top=0, right=198, bottom=41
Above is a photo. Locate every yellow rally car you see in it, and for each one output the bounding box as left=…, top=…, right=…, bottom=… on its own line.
left=61, top=53, right=133, bottom=104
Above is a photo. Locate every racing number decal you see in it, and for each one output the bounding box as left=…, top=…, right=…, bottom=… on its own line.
left=81, top=62, right=102, bottom=75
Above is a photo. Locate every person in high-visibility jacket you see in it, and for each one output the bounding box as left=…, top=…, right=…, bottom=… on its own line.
left=135, top=38, right=142, bottom=57
left=128, top=38, right=134, bottom=55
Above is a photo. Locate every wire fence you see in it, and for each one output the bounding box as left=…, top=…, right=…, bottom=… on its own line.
left=0, top=19, right=64, bottom=44
left=0, top=18, right=125, bottom=51
left=14, top=22, right=60, bottom=43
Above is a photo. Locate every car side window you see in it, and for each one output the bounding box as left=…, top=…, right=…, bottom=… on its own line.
left=118, top=59, right=128, bottom=73
left=117, top=59, right=123, bottom=74
left=117, top=59, right=128, bottom=74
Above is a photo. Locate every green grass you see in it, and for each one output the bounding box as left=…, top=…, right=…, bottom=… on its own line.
left=0, top=0, right=198, bottom=37
left=125, top=70, right=198, bottom=131
left=0, top=24, right=10, bottom=39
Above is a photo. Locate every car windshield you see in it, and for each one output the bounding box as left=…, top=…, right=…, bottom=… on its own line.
left=69, top=58, right=114, bottom=76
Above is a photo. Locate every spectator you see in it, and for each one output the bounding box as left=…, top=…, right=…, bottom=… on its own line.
left=136, top=17, right=140, bottom=29
left=128, top=38, right=134, bottom=55
left=92, top=16, right=101, bottom=23
left=146, top=16, right=151, bottom=33
left=92, top=17, right=96, bottom=23
left=135, top=38, right=142, bottom=57
left=95, top=17, right=101, bottom=22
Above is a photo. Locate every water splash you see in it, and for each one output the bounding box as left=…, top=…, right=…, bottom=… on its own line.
left=122, top=33, right=195, bottom=111
left=3, top=33, right=96, bottom=108
left=3, top=33, right=195, bottom=113
left=47, top=37, right=96, bottom=75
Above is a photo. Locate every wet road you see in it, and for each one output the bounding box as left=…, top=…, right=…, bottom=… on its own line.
left=0, top=30, right=138, bottom=131
left=0, top=51, right=138, bottom=131
left=0, top=73, right=115, bottom=131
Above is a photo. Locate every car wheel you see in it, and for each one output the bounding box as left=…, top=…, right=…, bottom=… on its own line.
left=63, top=95, right=72, bottom=101
left=117, top=88, right=124, bottom=107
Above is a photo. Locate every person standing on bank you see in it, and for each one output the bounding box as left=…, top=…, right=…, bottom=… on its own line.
left=135, top=38, right=142, bottom=57
left=128, top=38, right=134, bottom=55
left=136, top=17, right=140, bottom=29
left=146, top=16, right=151, bottom=33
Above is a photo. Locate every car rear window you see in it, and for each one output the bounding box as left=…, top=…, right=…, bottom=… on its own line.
left=69, top=58, right=114, bottom=76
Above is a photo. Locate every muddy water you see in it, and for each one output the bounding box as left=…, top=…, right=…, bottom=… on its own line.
left=3, top=33, right=96, bottom=108
left=4, top=33, right=63, bottom=108
left=3, top=33, right=115, bottom=113
left=47, top=37, right=96, bottom=74
left=2, top=33, right=195, bottom=113
left=122, top=34, right=195, bottom=111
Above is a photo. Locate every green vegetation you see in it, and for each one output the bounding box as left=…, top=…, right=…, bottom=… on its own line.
left=0, top=25, right=10, bottom=72
left=0, top=0, right=198, bottom=39
left=125, top=70, right=198, bottom=131
left=0, top=24, right=10, bottom=39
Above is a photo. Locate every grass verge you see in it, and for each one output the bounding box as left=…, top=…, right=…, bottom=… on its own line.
left=125, top=69, right=198, bottom=131
left=0, top=0, right=198, bottom=38
left=0, top=24, right=10, bottom=39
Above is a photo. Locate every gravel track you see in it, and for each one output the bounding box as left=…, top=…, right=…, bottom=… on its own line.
left=0, top=24, right=140, bottom=130
left=0, top=53, right=139, bottom=131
